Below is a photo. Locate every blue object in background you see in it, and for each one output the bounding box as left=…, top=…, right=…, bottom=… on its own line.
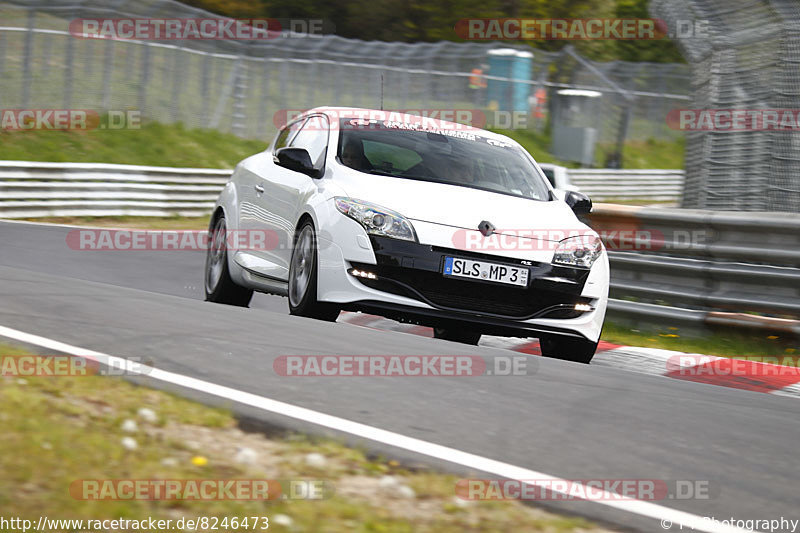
left=486, top=49, right=533, bottom=113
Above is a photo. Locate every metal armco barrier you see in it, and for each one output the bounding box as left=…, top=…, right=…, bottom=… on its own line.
left=0, top=161, right=795, bottom=335
left=569, top=169, right=684, bottom=202
left=586, top=204, right=800, bottom=335
left=0, top=161, right=229, bottom=217
left=0, top=161, right=685, bottom=218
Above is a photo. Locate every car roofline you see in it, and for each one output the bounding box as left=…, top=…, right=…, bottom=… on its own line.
left=298, top=106, right=516, bottom=144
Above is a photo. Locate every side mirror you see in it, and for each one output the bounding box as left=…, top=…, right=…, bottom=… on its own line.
left=564, top=190, right=592, bottom=215
left=275, top=147, right=318, bottom=177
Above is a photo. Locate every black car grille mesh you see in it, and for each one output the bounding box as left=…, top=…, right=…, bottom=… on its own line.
left=351, top=263, right=586, bottom=319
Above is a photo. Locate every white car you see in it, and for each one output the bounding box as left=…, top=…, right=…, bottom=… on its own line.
left=537, top=163, right=580, bottom=192
left=205, top=107, right=608, bottom=363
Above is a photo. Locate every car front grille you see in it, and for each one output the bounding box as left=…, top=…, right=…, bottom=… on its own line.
left=350, top=262, right=588, bottom=319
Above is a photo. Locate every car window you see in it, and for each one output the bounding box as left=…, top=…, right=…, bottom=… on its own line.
left=362, top=140, right=422, bottom=172
left=290, top=115, right=329, bottom=169
left=541, top=167, right=556, bottom=188
left=336, top=118, right=551, bottom=201
left=273, top=120, right=304, bottom=153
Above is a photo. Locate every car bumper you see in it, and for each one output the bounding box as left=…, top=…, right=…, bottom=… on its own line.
left=317, top=231, right=609, bottom=342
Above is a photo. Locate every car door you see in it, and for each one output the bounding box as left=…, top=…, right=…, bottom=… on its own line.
left=236, top=118, right=304, bottom=280
left=270, top=114, right=331, bottom=275
left=255, top=114, right=330, bottom=280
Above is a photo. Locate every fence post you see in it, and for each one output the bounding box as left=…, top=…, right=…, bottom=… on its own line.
left=333, top=62, right=342, bottom=106
left=201, top=54, right=211, bottom=127
left=40, top=33, right=53, bottom=77
left=232, top=58, right=248, bottom=137
left=374, top=70, right=382, bottom=110
left=614, top=104, right=633, bottom=168
left=84, top=35, right=94, bottom=79
left=171, top=48, right=182, bottom=123
left=306, top=58, right=315, bottom=107
left=138, top=44, right=151, bottom=116
left=21, top=9, right=35, bottom=109
left=102, top=38, right=114, bottom=110
left=0, top=33, right=6, bottom=101
left=399, top=68, right=408, bottom=110
left=210, top=58, right=240, bottom=131
left=305, top=38, right=328, bottom=108
left=63, top=32, right=74, bottom=109
left=279, top=59, right=288, bottom=111
left=257, top=60, right=268, bottom=139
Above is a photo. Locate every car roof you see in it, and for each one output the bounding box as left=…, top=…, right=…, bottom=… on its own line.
left=301, top=106, right=514, bottom=144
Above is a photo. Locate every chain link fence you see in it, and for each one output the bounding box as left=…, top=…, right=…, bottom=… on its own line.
left=1, top=0, right=690, bottom=167
left=651, top=0, right=800, bottom=212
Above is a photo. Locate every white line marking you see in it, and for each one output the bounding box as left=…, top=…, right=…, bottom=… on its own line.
left=0, top=218, right=139, bottom=231
left=0, top=324, right=757, bottom=533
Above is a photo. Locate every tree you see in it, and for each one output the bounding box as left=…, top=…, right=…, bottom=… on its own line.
left=180, top=0, right=685, bottom=63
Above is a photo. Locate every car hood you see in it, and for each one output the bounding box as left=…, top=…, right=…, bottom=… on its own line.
left=333, top=171, right=590, bottom=242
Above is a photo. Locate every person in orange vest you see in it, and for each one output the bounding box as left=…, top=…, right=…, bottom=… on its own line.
left=469, top=68, right=487, bottom=89
left=533, top=88, right=547, bottom=118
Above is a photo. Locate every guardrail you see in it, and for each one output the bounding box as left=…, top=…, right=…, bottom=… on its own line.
left=568, top=169, right=684, bottom=202
left=0, top=161, right=229, bottom=218
left=0, top=160, right=795, bottom=335
left=0, top=161, right=683, bottom=218
left=586, top=204, right=800, bottom=335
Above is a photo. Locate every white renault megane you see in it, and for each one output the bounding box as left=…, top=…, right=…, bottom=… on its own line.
left=205, top=107, right=609, bottom=363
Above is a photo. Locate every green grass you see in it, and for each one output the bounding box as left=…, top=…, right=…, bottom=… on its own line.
left=602, top=322, right=799, bottom=360
left=494, top=128, right=685, bottom=169
left=0, top=343, right=605, bottom=532
left=0, top=121, right=265, bottom=168
left=0, top=119, right=683, bottom=170
left=489, top=129, right=576, bottom=167
left=605, top=137, right=685, bottom=170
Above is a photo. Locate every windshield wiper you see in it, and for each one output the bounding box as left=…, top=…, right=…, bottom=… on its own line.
left=362, top=168, right=400, bottom=177
left=361, top=168, right=438, bottom=183
left=363, top=168, right=432, bottom=180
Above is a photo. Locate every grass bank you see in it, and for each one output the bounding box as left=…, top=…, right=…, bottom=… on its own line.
left=601, top=322, right=798, bottom=360
left=0, top=342, right=607, bottom=532
left=0, top=122, right=265, bottom=168
left=0, top=120, right=683, bottom=170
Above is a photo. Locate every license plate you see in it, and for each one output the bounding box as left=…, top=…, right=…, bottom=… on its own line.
left=443, top=257, right=528, bottom=287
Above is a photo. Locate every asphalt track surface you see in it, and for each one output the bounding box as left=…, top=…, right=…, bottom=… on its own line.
left=1, top=220, right=798, bottom=532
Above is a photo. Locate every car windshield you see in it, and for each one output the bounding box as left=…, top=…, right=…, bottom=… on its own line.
left=336, top=118, right=552, bottom=201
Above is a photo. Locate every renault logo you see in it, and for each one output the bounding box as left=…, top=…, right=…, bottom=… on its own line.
left=478, top=220, right=495, bottom=237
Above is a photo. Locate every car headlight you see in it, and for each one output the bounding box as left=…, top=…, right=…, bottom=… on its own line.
left=553, top=235, right=603, bottom=268
left=334, top=197, right=417, bottom=242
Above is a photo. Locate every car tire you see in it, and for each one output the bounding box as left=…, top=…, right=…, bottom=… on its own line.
left=288, top=221, right=341, bottom=321
left=204, top=213, right=254, bottom=307
left=433, top=327, right=481, bottom=345
left=539, top=335, right=597, bottom=364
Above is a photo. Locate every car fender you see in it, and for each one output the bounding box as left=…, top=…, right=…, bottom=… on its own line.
left=211, top=168, right=248, bottom=285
